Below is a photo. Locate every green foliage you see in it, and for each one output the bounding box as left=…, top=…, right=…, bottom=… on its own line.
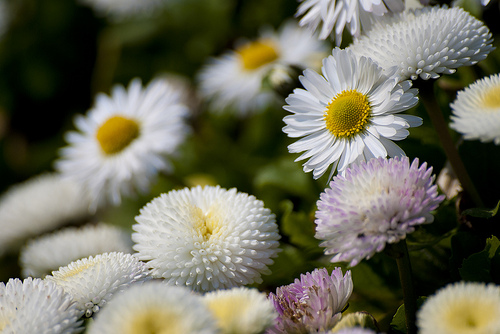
left=459, top=236, right=500, bottom=283
left=390, top=297, right=427, bottom=334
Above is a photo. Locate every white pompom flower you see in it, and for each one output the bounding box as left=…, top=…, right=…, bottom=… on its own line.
left=45, top=252, right=151, bottom=317
left=0, top=278, right=83, bottom=334
left=132, top=185, right=281, bottom=292
left=348, top=6, right=494, bottom=81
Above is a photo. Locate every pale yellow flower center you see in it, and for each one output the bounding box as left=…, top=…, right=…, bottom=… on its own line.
left=205, top=294, right=251, bottom=332
left=324, top=90, right=371, bottom=137
left=55, top=261, right=94, bottom=280
left=96, top=115, right=140, bottom=155
left=483, top=85, right=500, bottom=108
left=127, top=309, right=186, bottom=334
left=237, top=40, right=279, bottom=71
left=444, top=301, right=496, bottom=332
left=191, top=205, right=223, bottom=242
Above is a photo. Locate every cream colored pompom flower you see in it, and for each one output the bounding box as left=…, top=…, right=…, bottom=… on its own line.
left=78, top=0, right=167, bottom=21
left=55, top=77, right=190, bottom=210
left=417, top=281, right=500, bottom=334
left=45, top=252, right=151, bottom=318
left=0, top=173, right=91, bottom=256
left=87, top=281, right=219, bottom=334
left=20, top=223, right=133, bottom=278
left=132, top=185, right=281, bottom=292
left=202, top=286, right=276, bottom=334
left=348, top=6, right=494, bottom=81
left=283, top=48, right=420, bottom=179
left=450, top=73, right=500, bottom=145
left=198, top=21, right=327, bottom=115
left=0, top=278, right=83, bottom=334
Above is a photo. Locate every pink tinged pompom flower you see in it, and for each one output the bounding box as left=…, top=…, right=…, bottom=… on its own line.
left=315, top=156, right=445, bottom=267
left=267, top=267, right=353, bottom=333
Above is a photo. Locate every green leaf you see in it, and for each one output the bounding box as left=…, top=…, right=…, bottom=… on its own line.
left=390, top=297, right=427, bottom=334
left=459, top=236, right=500, bottom=283
left=462, top=200, right=500, bottom=219
left=279, top=200, right=321, bottom=253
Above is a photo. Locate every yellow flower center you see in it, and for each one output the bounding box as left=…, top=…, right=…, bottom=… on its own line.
left=444, top=301, right=496, bottom=332
left=96, top=115, right=140, bottom=155
left=483, top=85, right=500, bottom=108
left=324, top=90, right=371, bottom=138
left=127, top=309, right=185, bottom=334
left=54, top=261, right=95, bottom=281
left=236, top=40, right=279, bottom=71
left=205, top=293, right=252, bottom=333
left=191, top=205, right=223, bottom=242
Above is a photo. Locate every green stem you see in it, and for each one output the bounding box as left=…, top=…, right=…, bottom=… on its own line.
left=393, top=239, right=417, bottom=334
left=416, top=80, right=484, bottom=208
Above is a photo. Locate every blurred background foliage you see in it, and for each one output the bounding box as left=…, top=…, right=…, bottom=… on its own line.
left=1, top=0, right=500, bottom=332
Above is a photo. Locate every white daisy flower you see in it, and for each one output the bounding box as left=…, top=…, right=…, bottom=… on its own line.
left=283, top=48, right=420, bottom=179
left=417, top=281, right=500, bottom=334
left=132, top=185, right=281, bottom=292
left=55, top=77, right=190, bottom=210
left=20, top=223, right=133, bottom=278
left=0, top=173, right=91, bottom=256
left=45, top=252, right=151, bottom=317
left=202, top=286, right=276, bottom=334
left=0, top=278, right=83, bottom=334
left=78, top=0, right=167, bottom=21
left=450, top=73, right=500, bottom=145
left=87, top=281, right=219, bottom=334
left=296, top=0, right=404, bottom=45
left=198, top=21, right=327, bottom=115
left=348, top=6, right=494, bottom=81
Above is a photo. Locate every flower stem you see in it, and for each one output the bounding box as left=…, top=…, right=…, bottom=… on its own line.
left=416, top=80, right=484, bottom=208
left=393, top=239, right=417, bottom=334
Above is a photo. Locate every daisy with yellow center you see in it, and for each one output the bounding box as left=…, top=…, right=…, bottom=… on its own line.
left=283, top=48, right=421, bottom=178
left=55, top=77, right=190, bottom=209
left=417, top=281, right=500, bottom=334
left=450, top=73, right=500, bottom=145
left=87, top=282, right=219, bottom=334
left=198, top=21, right=327, bottom=115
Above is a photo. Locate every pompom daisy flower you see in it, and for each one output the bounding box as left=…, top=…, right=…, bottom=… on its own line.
left=0, top=278, right=83, bottom=333
left=347, top=6, right=494, bottom=81
left=267, top=267, right=353, bottom=333
left=315, top=156, right=445, bottom=267
left=78, top=0, right=167, bottom=21
left=203, top=286, right=276, bottom=334
left=132, top=185, right=281, bottom=292
left=20, top=223, right=133, bottom=278
left=283, top=48, right=420, bottom=179
left=417, top=281, right=500, bottom=334
left=87, top=281, right=219, bottom=334
left=55, top=77, right=190, bottom=210
left=450, top=73, right=500, bottom=145
left=296, top=0, right=404, bottom=45
left=45, top=252, right=151, bottom=317
left=0, top=173, right=91, bottom=256
left=198, top=21, right=327, bottom=115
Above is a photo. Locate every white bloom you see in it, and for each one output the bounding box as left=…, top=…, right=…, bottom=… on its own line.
left=0, top=278, right=83, bottom=334
left=198, top=21, right=327, bottom=115
left=133, top=185, right=281, bottom=292
left=55, top=78, right=190, bottom=210
left=283, top=48, right=420, bottom=179
left=417, top=282, right=500, bottom=334
left=203, top=287, right=276, bottom=334
left=20, top=223, right=133, bottom=278
left=0, top=173, right=91, bottom=256
left=450, top=73, right=500, bottom=144
left=87, top=281, right=219, bottom=334
left=296, top=0, right=404, bottom=44
left=348, top=6, right=494, bottom=80
left=45, top=252, right=151, bottom=317
left=78, top=0, right=167, bottom=20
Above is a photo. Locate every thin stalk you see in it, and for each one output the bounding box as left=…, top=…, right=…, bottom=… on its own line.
left=393, top=239, right=417, bottom=334
left=416, top=80, right=484, bottom=208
